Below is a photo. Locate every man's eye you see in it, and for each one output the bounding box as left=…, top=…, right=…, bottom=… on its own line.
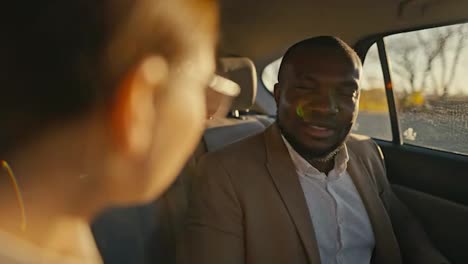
left=338, top=90, right=358, bottom=97
left=295, top=86, right=318, bottom=92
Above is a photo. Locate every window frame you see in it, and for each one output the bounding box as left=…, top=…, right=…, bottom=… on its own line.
left=354, top=20, right=468, bottom=156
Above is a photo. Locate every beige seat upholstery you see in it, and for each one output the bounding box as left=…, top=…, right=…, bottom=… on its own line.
left=203, top=57, right=266, bottom=151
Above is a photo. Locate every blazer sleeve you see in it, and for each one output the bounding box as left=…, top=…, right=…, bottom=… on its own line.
left=370, top=141, right=450, bottom=264
left=178, top=153, right=244, bottom=264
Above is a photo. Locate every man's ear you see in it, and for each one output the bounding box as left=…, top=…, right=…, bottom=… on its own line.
left=110, top=56, right=169, bottom=158
left=273, top=83, right=281, bottom=106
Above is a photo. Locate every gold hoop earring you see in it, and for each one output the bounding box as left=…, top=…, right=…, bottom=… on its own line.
left=1, top=161, right=27, bottom=231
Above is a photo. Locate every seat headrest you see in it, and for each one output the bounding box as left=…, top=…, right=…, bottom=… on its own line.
left=218, top=57, right=257, bottom=111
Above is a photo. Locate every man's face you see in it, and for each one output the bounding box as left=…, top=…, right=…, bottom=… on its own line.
left=274, top=48, right=361, bottom=159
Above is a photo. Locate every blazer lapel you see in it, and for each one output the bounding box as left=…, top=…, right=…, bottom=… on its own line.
left=347, top=148, right=402, bottom=264
left=264, top=124, right=321, bottom=264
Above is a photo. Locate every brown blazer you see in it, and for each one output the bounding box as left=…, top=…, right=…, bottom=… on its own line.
left=181, top=124, right=448, bottom=264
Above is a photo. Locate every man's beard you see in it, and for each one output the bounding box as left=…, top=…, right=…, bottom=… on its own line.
left=277, top=116, right=348, bottom=162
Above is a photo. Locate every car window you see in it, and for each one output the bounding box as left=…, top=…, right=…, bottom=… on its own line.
left=262, top=57, right=281, bottom=93
left=384, top=23, right=468, bottom=155
left=354, top=43, right=392, bottom=140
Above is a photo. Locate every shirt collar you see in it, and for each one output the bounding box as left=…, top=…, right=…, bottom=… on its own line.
left=281, top=135, right=349, bottom=180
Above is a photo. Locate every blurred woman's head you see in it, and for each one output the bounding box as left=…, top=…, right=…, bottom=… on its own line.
left=0, top=0, right=218, bottom=215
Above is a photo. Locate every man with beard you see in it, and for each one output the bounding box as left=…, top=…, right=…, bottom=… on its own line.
left=181, top=36, right=449, bottom=264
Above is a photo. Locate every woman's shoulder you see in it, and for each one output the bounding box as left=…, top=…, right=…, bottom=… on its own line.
left=0, top=229, right=102, bottom=264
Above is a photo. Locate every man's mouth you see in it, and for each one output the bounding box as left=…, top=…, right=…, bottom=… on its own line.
left=302, top=123, right=337, bottom=138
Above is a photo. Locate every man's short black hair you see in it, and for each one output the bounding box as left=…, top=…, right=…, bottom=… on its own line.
left=278, top=36, right=362, bottom=82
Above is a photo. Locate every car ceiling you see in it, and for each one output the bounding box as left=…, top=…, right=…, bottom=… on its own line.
left=219, top=0, right=468, bottom=67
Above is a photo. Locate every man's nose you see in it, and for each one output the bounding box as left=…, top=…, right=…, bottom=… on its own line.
left=307, top=90, right=339, bottom=114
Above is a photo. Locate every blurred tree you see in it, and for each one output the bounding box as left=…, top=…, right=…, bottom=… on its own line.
left=386, top=24, right=468, bottom=99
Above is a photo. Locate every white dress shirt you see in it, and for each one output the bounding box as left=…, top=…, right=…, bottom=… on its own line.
left=282, top=137, right=375, bottom=264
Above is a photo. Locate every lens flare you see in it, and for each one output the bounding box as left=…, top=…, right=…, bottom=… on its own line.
left=296, top=104, right=305, bottom=119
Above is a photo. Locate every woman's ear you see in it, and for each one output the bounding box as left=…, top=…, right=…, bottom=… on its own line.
left=110, top=56, right=169, bottom=159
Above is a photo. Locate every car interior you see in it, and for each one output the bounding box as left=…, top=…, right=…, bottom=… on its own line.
left=92, top=0, right=468, bottom=263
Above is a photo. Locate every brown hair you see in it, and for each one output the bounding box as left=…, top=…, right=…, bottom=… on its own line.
left=0, top=0, right=218, bottom=155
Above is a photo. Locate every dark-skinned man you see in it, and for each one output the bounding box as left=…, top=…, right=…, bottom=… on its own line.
left=181, top=36, right=449, bottom=264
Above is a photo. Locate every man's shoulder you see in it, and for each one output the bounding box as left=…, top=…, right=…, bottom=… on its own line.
left=347, top=133, right=382, bottom=158
left=347, top=133, right=374, bottom=146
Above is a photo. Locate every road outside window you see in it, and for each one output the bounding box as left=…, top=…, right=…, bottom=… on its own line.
left=356, top=44, right=392, bottom=140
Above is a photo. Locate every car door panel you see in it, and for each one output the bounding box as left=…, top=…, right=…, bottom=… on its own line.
left=377, top=141, right=468, bottom=264
left=378, top=142, right=468, bottom=205
left=393, top=184, right=468, bottom=264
